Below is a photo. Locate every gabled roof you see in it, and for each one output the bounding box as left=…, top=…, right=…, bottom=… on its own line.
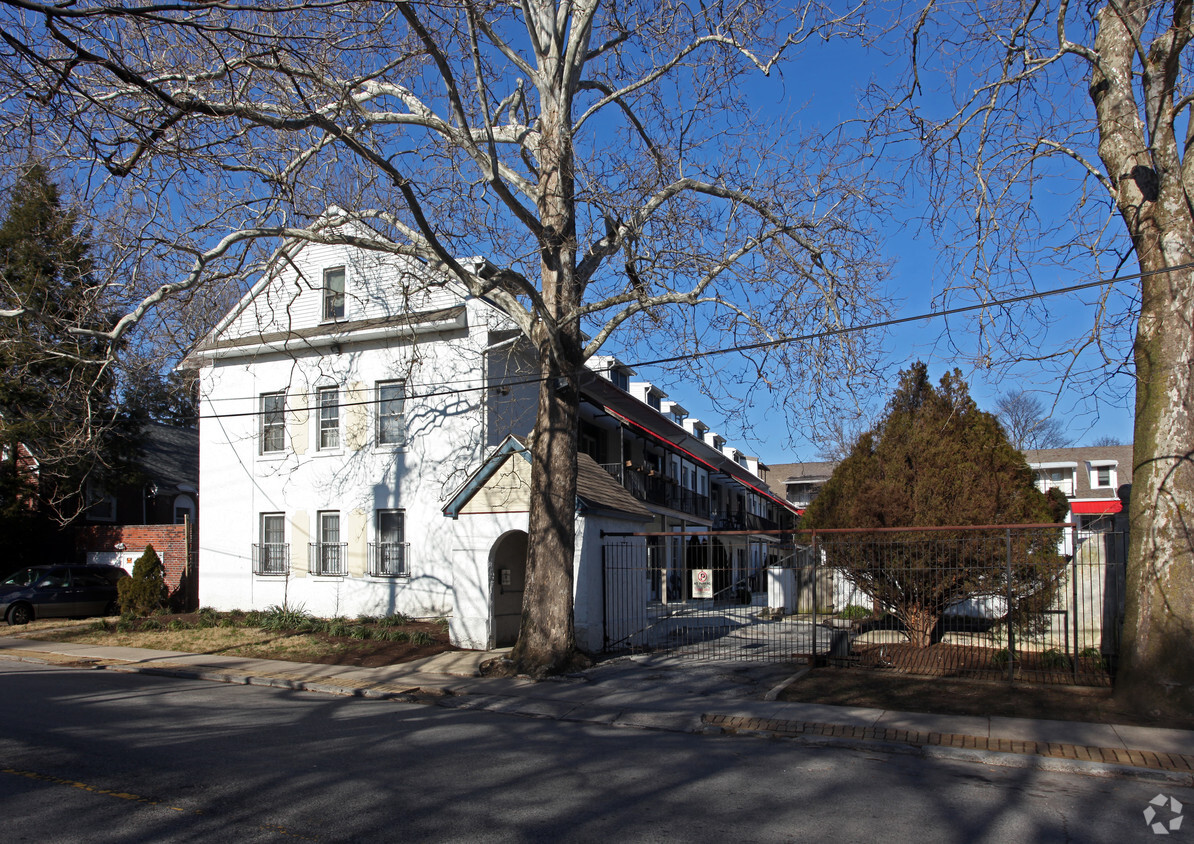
left=443, top=435, right=652, bottom=521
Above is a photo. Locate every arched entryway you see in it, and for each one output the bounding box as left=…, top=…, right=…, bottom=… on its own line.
left=491, top=530, right=528, bottom=647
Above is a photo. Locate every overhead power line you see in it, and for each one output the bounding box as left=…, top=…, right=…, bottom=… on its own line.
left=192, top=263, right=1160, bottom=422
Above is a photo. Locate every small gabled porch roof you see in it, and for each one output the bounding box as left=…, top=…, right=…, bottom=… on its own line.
left=443, top=434, right=652, bottom=521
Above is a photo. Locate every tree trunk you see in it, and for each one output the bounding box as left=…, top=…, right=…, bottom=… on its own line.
left=903, top=608, right=937, bottom=648
left=1088, top=0, right=1194, bottom=715
left=1116, top=258, right=1194, bottom=715
left=506, top=53, right=586, bottom=676
left=508, top=356, right=584, bottom=676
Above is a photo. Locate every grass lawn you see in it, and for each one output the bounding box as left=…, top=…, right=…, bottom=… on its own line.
left=7, top=608, right=456, bottom=668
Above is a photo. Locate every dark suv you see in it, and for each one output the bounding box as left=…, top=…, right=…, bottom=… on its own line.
left=0, top=564, right=129, bottom=625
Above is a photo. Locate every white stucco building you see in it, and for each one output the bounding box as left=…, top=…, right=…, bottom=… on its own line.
left=184, top=236, right=796, bottom=651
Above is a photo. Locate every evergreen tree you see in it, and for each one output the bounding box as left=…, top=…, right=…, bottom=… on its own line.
left=0, top=163, right=122, bottom=540
left=122, top=369, right=199, bottom=429
left=117, top=544, right=168, bottom=616
left=803, top=363, right=1066, bottom=647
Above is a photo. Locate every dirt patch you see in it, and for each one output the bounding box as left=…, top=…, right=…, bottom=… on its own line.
left=850, top=641, right=1112, bottom=686
left=778, top=666, right=1194, bottom=731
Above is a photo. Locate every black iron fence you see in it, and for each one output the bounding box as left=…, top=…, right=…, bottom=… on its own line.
left=601, top=524, right=1126, bottom=685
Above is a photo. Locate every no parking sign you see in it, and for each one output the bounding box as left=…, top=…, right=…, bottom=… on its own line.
left=692, top=568, right=712, bottom=599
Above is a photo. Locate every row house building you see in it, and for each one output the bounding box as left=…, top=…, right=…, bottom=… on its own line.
left=184, top=234, right=795, bottom=651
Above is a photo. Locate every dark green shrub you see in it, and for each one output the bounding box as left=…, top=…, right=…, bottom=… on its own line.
left=408, top=631, right=433, bottom=646
left=140, top=617, right=162, bottom=631
left=116, top=545, right=168, bottom=617
left=378, top=614, right=411, bottom=628
left=838, top=604, right=872, bottom=620
left=1040, top=648, right=1070, bottom=669
left=260, top=604, right=312, bottom=631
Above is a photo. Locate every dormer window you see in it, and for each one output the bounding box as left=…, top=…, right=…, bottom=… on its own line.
left=647, top=392, right=661, bottom=411
left=323, top=266, right=345, bottom=321
left=1088, top=460, right=1117, bottom=490
left=611, top=369, right=629, bottom=391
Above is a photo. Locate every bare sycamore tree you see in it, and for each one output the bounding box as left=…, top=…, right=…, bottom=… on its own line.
left=994, top=390, right=1069, bottom=451
left=0, top=1, right=887, bottom=674
left=872, top=0, right=1194, bottom=712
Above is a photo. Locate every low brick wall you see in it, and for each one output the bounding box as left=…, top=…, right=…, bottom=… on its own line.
left=75, top=523, right=197, bottom=610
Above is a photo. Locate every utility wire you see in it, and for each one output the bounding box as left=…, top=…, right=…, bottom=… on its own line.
left=191, top=264, right=1156, bottom=421
left=5, top=265, right=1153, bottom=424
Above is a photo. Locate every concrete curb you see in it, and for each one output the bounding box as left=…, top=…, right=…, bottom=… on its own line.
left=5, top=644, right=1191, bottom=784
left=920, top=745, right=1194, bottom=786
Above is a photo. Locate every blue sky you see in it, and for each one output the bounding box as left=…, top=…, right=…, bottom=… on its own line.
left=616, top=34, right=1138, bottom=463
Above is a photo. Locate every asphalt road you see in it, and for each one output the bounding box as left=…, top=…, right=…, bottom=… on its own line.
left=0, top=660, right=1187, bottom=843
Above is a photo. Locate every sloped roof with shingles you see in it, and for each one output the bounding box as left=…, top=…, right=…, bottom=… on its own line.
left=444, top=435, right=651, bottom=520
left=136, top=423, right=199, bottom=489
left=764, top=461, right=838, bottom=499
left=1024, top=444, right=1134, bottom=500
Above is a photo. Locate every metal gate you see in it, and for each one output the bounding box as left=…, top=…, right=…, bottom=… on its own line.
left=600, top=525, right=1126, bottom=685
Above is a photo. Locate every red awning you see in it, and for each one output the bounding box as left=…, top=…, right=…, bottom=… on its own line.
left=1071, top=499, right=1123, bottom=515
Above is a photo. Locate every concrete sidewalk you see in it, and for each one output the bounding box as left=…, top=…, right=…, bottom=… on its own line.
left=2, top=635, right=1191, bottom=784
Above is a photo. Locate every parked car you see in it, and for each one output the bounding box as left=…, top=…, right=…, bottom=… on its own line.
left=0, top=564, right=129, bottom=625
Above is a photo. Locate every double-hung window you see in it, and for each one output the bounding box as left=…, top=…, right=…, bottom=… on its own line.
left=370, top=509, right=408, bottom=577
left=260, top=392, right=285, bottom=454
left=318, top=387, right=340, bottom=450
left=323, top=267, right=345, bottom=321
left=376, top=380, right=405, bottom=447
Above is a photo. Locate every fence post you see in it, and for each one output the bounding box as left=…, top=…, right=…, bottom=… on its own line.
left=601, top=544, right=609, bottom=652
left=812, top=532, right=819, bottom=662
left=1072, top=523, right=1079, bottom=683
left=1005, top=528, right=1015, bottom=682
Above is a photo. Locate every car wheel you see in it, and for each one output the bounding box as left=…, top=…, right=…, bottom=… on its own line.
left=104, top=601, right=119, bottom=616
left=7, top=604, right=33, bottom=626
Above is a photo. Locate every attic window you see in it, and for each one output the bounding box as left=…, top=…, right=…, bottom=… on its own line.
left=323, top=267, right=345, bottom=321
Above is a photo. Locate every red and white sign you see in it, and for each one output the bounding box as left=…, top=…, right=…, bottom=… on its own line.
left=692, top=569, right=713, bottom=599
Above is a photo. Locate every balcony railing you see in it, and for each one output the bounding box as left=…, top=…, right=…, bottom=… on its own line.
left=308, top=542, right=348, bottom=576
left=368, top=542, right=410, bottom=577
left=252, top=543, right=289, bottom=576
left=599, top=462, right=710, bottom=519
left=712, top=511, right=780, bottom=532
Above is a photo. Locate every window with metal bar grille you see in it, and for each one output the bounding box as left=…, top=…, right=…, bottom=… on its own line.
left=254, top=513, right=287, bottom=575
left=370, top=509, right=408, bottom=576
left=311, top=511, right=346, bottom=575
